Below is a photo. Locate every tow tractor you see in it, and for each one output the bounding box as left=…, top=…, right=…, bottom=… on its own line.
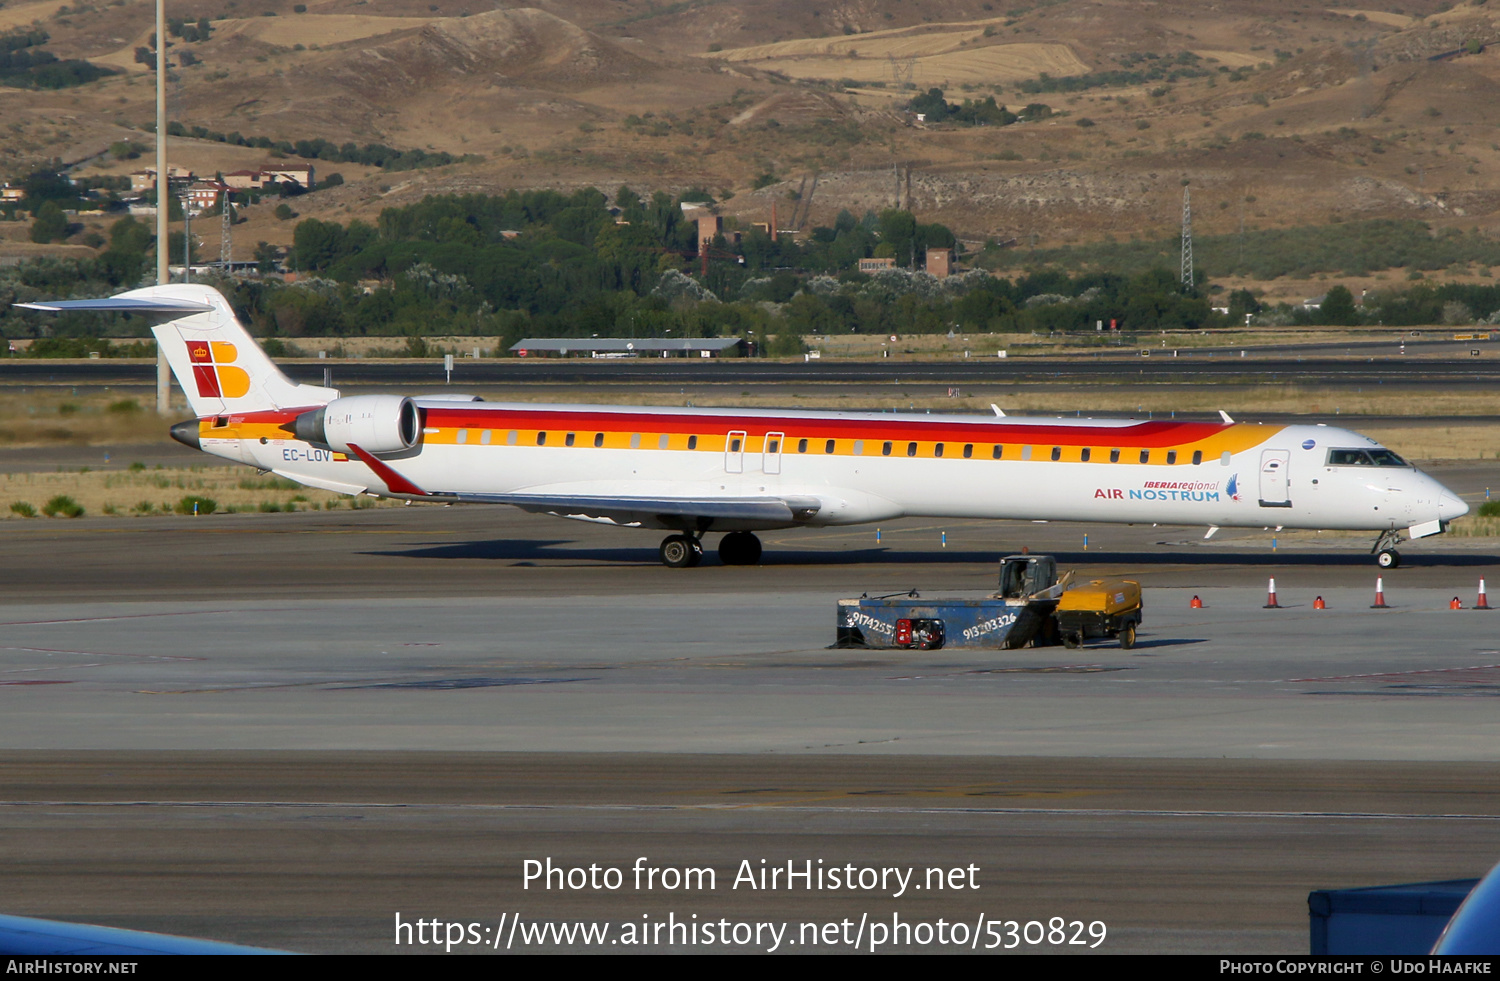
left=835, top=554, right=1143, bottom=652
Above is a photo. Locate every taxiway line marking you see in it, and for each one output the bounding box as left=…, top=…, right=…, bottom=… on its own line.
left=2, top=801, right=1499, bottom=821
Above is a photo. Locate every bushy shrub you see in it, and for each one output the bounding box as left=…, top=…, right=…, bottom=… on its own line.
left=9, top=501, right=36, bottom=517
left=174, top=495, right=217, bottom=515
left=42, top=495, right=83, bottom=518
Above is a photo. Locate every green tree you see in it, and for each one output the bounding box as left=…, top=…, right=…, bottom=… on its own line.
left=29, top=200, right=68, bottom=243
left=1320, top=284, right=1359, bottom=325
left=253, top=241, right=280, bottom=273
left=877, top=209, right=917, bottom=267
left=1226, top=288, right=1261, bottom=321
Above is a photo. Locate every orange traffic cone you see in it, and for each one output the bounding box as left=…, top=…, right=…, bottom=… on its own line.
left=1451, top=597, right=1463, bottom=610
left=1371, top=577, right=1388, bottom=609
left=1313, top=596, right=1326, bottom=610
left=1479, top=580, right=1491, bottom=610
left=1264, top=577, right=1281, bottom=609
left=1190, top=595, right=1203, bottom=609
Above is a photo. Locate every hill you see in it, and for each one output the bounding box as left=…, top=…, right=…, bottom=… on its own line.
left=6, top=0, right=1500, bottom=280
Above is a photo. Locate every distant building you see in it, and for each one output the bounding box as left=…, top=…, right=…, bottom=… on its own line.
left=694, top=212, right=722, bottom=251
left=0, top=185, right=23, bottom=204
left=260, top=163, right=314, bottom=189
left=858, top=257, right=897, bottom=273
left=510, top=337, right=746, bottom=359
left=222, top=169, right=263, bottom=190
left=185, top=180, right=229, bottom=215
left=220, top=164, right=315, bottom=191
left=129, top=166, right=194, bottom=192
left=925, top=247, right=952, bottom=278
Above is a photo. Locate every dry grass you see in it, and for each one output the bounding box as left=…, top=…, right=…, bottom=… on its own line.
left=0, top=395, right=165, bottom=447
left=1326, top=8, right=1415, bottom=29
left=722, top=42, right=1089, bottom=86
left=1189, top=49, right=1264, bottom=68
left=0, top=0, right=67, bottom=30
left=1, top=466, right=399, bottom=520
left=221, top=13, right=434, bottom=48
left=1445, top=516, right=1500, bottom=538
left=714, top=24, right=994, bottom=61
left=1361, top=425, right=1500, bottom=461
left=805, top=328, right=1441, bottom=358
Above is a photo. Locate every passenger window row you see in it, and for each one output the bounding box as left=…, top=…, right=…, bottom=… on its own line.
left=439, top=429, right=1219, bottom=465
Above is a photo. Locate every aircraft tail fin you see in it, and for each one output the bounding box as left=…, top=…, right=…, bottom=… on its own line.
left=19, top=284, right=338, bottom=416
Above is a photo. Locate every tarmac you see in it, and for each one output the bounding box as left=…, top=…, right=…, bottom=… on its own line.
left=2, top=462, right=1499, bottom=953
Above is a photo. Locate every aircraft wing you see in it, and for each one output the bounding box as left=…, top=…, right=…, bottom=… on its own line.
left=343, top=443, right=821, bottom=525
left=448, top=492, right=822, bottom=525
left=0, top=913, right=289, bottom=955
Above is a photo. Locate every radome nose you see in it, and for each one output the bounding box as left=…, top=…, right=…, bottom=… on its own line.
left=1440, top=493, right=1470, bottom=521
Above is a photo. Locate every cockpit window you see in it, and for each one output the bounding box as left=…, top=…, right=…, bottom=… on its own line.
left=1327, top=448, right=1408, bottom=467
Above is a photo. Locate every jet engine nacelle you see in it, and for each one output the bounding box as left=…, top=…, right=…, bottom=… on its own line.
left=294, top=395, right=419, bottom=454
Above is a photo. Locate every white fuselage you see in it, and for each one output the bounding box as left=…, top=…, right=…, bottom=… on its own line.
left=202, top=402, right=1468, bottom=536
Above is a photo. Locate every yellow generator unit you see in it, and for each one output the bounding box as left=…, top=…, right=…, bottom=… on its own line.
left=1055, top=578, right=1143, bottom=650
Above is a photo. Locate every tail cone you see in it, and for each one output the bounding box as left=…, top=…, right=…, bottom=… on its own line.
left=169, top=419, right=200, bottom=450
left=1263, top=577, right=1280, bottom=609
left=1371, top=577, right=1388, bottom=609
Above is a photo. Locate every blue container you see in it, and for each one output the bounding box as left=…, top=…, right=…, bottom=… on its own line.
left=1308, top=879, right=1477, bottom=955
left=835, top=595, right=1056, bottom=650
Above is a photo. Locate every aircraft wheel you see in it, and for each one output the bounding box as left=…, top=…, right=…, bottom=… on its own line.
left=1377, top=549, right=1401, bottom=569
left=687, top=540, right=704, bottom=567
left=718, top=532, right=763, bottom=566
left=1062, top=632, right=1080, bottom=650
left=659, top=535, right=695, bottom=568
left=1120, top=623, right=1137, bottom=650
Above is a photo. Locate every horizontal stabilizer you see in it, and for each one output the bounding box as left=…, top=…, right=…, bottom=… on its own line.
left=16, top=297, right=214, bottom=315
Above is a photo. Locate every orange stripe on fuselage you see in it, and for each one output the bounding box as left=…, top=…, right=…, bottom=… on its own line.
left=201, top=406, right=1283, bottom=465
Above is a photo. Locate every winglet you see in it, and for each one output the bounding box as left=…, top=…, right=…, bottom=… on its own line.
left=991, top=403, right=1006, bottom=417
left=346, top=443, right=428, bottom=497
left=1219, top=410, right=1234, bottom=424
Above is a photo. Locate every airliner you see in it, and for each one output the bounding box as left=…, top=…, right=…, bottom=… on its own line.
left=22, top=285, right=1469, bottom=568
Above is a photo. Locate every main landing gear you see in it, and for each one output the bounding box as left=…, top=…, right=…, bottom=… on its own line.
left=656, top=532, right=764, bottom=567
left=717, top=531, right=763, bottom=566
left=659, top=533, right=705, bottom=568
left=1372, top=528, right=1402, bottom=569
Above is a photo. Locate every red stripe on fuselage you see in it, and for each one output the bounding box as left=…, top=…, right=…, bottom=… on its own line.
left=421, top=407, right=1226, bottom=447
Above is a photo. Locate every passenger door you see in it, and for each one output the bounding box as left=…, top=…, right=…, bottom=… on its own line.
left=763, top=431, right=784, bottom=475
left=725, top=430, right=746, bottom=474
left=1258, top=449, right=1291, bottom=508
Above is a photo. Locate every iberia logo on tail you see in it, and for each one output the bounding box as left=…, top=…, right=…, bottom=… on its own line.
left=186, top=340, right=250, bottom=399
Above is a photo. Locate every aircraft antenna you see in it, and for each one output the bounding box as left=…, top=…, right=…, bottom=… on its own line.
left=1180, top=184, right=1193, bottom=289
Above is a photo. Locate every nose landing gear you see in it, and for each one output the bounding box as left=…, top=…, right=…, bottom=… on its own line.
left=1372, top=529, right=1403, bottom=569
